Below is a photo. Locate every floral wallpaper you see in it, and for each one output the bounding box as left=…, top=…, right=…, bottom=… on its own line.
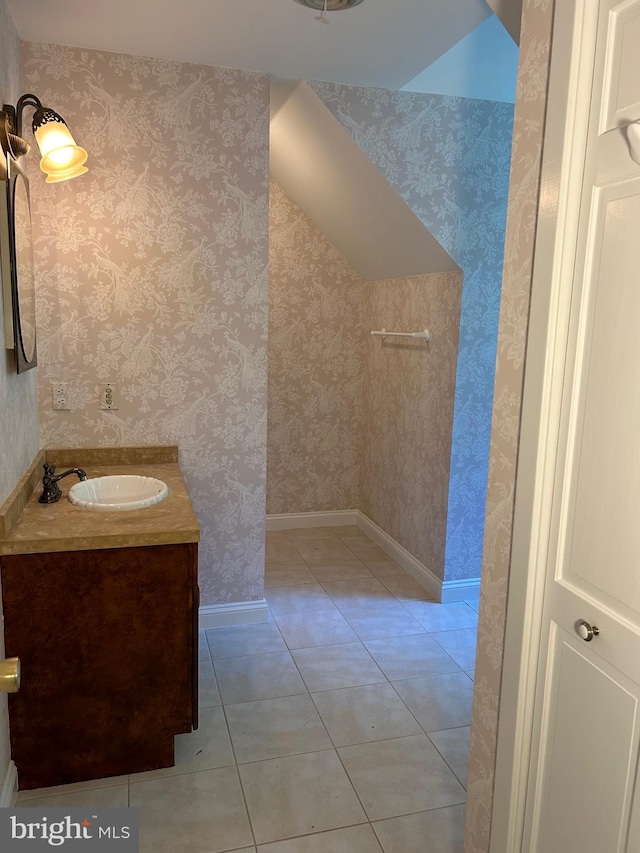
left=362, top=273, right=462, bottom=579
left=268, top=181, right=462, bottom=581
left=465, top=1, right=555, bottom=850
left=23, top=42, right=270, bottom=607
left=268, top=181, right=364, bottom=513
left=310, top=82, right=514, bottom=583
left=0, top=0, right=40, bottom=795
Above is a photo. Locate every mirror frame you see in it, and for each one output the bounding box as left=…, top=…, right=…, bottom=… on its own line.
left=0, top=152, right=37, bottom=373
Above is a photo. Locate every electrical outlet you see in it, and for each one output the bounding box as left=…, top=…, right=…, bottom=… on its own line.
left=100, top=382, right=118, bottom=410
left=51, top=381, right=70, bottom=411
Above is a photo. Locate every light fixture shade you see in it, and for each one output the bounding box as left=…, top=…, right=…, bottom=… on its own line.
left=32, top=107, right=88, bottom=183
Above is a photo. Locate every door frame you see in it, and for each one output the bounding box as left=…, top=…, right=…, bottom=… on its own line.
left=489, top=1, right=603, bottom=850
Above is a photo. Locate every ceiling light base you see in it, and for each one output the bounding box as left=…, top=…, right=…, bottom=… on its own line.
left=294, top=0, right=365, bottom=10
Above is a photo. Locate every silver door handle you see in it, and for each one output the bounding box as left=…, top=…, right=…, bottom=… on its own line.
left=576, top=621, right=599, bottom=642
left=626, top=121, right=640, bottom=165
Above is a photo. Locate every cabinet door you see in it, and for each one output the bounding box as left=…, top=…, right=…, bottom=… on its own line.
left=2, top=542, right=197, bottom=789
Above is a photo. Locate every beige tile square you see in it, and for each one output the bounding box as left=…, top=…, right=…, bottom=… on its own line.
left=429, top=727, right=471, bottom=788
left=16, top=784, right=128, bottom=808
left=373, top=805, right=466, bottom=853
left=225, top=694, right=332, bottom=763
left=391, top=672, right=474, bottom=732
left=258, top=824, right=383, bottom=852
left=274, top=609, right=358, bottom=649
left=338, top=734, right=466, bottom=820
left=304, top=557, right=368, bottom=569
left=265, top=584, right=337, bottom=617
left=214, top=650, right=307, bottom=704
left=206, top=620, right=286, bottom=659
left=403, top=601, right=478, bottom=632
left=131, top=766, right=253, bottom=853
left=199, top=659, right=221, bottom=707
left=292, top=642, right=385, bottom=692
left=379, top=574, right=434, bottom=602
left=342, top=542, right=390, bottom=562
left=322, top=578, right=396, bottom=609
left=283, top=528, right=338, bottom=540
left=266, top=541, right=301, bottom=562
left=130, top=706, right=234, bottom=781
left=337, top=532, right=376, bottom=547
left=311, top=683, right=422, bottom=746
left=331, top=526, right=371, bottom=539
left=340, top=603, right=424, bottom=641
left=307, top=559, right=374, bottom=582
left=364, top=559, right=408, bottom=578
left=265, top=561, right=317, bottom=588
left=431, top=629, right=477, bottom=671
left=339, top=600, right=411, bottom=621
left=364, top=634, right=461, bottom=681
left=292, top=539, right=354, bottom=562
left=239, top=750, right=366, bottom=844
left=16, top=773, right=130, bottom=802
left=266, top=531, right=289, bottom=543
left=198, top=630, right=211, bottom=661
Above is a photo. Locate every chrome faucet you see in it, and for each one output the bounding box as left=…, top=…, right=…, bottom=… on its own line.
left=38, top=463, right=88, bottom=504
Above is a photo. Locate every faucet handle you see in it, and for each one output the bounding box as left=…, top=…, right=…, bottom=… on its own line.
left=39, top=464, right=62, bottom=504
left=42, top=463, right=56, bottom=481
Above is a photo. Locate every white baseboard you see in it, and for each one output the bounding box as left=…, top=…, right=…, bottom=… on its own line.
left=266, top=510, right=358, bottom=531
left=441, top=578, right=481, bottom=603
left=200, top=599, right=269, bottom=629
left=1, top=760, right=17, bottom=807
left=355, top=512, right=442, bottom=600
left=355, top=512, right=481, bottom=603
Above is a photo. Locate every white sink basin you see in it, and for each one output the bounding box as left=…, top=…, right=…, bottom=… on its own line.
left=68, top=475, right=170, bottom=512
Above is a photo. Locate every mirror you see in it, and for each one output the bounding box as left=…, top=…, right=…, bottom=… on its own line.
left=12, top=166, right=37, bottom=368
left=1, top=155, right=37, bottom=372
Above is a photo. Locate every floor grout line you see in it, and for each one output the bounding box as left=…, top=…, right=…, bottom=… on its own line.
left=217, top=693, right=259, bottom=849
left=425, top=729, right=471, bottom=792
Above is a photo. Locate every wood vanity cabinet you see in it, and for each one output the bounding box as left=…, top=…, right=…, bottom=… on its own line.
left=1, top=541, right=199, bottom=790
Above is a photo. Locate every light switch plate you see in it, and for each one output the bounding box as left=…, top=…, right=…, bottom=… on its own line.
left=100, top=382, right=118, bottom=410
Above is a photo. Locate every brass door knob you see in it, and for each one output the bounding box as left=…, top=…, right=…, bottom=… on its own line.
left=0, top=657, right=20, bottom=693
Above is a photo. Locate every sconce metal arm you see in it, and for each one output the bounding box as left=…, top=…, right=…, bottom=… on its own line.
left=1, top=93, right=43, bottom=161
left=12, top=94, right=44, bottom=138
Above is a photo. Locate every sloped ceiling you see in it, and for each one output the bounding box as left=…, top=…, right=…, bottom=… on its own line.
left=270, top=80, right=458, bottom=282
left=485, top=0, right=521, bottom=43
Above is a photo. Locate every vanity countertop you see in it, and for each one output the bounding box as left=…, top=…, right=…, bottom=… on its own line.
left=0, top=447, right=200, bottom=556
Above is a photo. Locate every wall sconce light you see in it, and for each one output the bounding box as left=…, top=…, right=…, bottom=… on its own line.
left=0, top=93, right=88, bottom=182
left=0, top=94, right=88, bottom=374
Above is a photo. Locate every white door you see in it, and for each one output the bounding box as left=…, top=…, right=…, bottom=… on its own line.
left=520, top=1, right=640, bottom=851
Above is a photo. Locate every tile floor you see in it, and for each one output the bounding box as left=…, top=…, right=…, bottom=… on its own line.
left=16, top=525, right=478, bottom=853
